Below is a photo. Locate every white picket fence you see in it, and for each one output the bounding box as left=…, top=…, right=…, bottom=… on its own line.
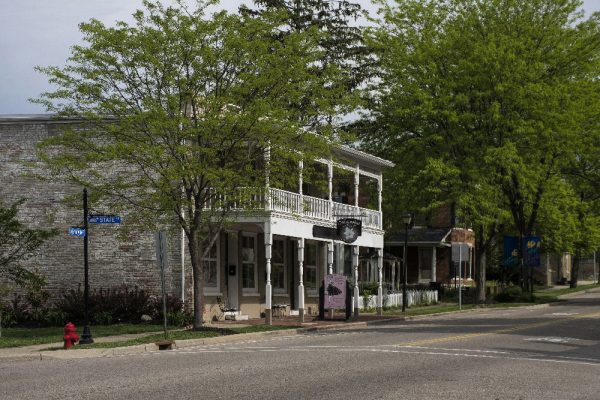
left=354, top=290, right=438, bottom=310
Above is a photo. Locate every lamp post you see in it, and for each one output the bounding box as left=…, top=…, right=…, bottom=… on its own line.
left=402, top=213, right=411, bottom=313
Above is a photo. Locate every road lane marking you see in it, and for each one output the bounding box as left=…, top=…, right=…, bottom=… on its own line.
left=143, top=343, right=600, bottom=367
left=397, top=310, right=600, bottom=347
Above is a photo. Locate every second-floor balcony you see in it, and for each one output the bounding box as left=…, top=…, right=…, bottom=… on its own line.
left=206, top=187, right=382, bottom=230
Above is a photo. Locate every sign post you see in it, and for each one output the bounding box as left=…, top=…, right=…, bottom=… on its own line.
left=79, top=188, right=93, bottom=344
left=155, top=231, right=169, bottom=340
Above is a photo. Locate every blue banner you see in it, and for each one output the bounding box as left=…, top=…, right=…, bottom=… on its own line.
left=524, top=236, right=541, bottom=267
left=503, top=236, right=542, bottom=267
left=503, top=236, right=519, bottom=267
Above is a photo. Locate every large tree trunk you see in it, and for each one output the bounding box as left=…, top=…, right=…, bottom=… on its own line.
left=188, top=231, right=204, bottom=329
left=475, top=245, right=487, bottom=303
left=570, top=250, right=580, bottom=288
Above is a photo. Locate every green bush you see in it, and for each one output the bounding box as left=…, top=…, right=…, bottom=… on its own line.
left=167, top=310, right=193, bottom=327
left=42, top=309, right=67, bottom=327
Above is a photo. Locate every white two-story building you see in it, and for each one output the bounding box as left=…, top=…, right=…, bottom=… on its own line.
left=197, top=145, right=394, bottom=323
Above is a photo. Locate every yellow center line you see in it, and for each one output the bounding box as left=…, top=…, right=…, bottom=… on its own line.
left=397, top=310, right=600, bottom=347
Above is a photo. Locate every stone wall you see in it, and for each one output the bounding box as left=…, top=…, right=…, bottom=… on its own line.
left=0, top=117, right=184, bottom=303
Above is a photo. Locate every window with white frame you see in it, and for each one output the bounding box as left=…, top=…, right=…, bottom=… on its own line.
left=203, top=240, right=219, bottom=292
left=304, top=241, right=318, bottom=293
left=242, top=234, right=258, bottom=293
left=272, top=239, right=286, bottom=293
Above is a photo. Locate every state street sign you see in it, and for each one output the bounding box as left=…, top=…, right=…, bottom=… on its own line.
left=69, top=227, right=86, bottom=237
left=88, top=215, right=121, bottom=224
left=324, top=274, right=347, bottom=309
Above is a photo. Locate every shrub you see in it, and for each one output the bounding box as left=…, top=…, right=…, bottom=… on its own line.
left=42, top=309, right=67, bottom=326
left=167, top=310, right=193, bottom=327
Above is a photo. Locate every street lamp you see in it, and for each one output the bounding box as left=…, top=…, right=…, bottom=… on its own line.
left=401, top=213, right=411, bottom=313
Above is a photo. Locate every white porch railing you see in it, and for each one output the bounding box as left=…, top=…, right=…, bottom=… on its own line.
left=204, top=187, right=382, bottom=229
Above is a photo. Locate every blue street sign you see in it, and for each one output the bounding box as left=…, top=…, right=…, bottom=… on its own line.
left=88, top=215, right=121, bottom=224
left=69, top=227, right=86, bottom=237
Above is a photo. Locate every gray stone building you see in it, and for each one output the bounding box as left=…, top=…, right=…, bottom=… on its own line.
left=1, top=115, right=185, bottom=302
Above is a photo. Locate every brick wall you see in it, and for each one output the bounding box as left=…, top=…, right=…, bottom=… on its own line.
left=0, top=119, right=183, bottom=302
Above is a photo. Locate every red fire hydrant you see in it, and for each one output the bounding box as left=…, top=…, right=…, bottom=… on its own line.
left=63, top=322, right=80, bottom=349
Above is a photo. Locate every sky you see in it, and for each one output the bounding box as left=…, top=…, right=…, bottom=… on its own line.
left=1, top=0, right=599, bottom=114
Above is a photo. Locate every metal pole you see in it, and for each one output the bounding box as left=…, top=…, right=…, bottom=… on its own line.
left=402, top=222, right=408, bottom=313
left=458, top=244, right=462, bottom=311
left=594, top=251, right=597, bottom=285
left=80, top=188, right=93, bottom=344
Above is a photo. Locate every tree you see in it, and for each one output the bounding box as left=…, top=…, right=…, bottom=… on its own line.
left=243, top=0, right=372, bottom=96
left=0, top=200, right=56, bottom=285
left=34, top=1, right=349, bottom=328
left=361, top=0, right=600, bottom=298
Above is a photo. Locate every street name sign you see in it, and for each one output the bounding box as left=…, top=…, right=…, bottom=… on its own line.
left=88, top=215, right=121, bottom=224
left=69, top=227, right=86, bottom=237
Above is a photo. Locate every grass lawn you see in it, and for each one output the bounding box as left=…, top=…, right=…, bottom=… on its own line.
left=1, top=323, right=299, bottom=349
left=44, top=325, right=298, bottom=350
left=0, top=324, right=167, bottom=348
left=381, top=283, right=600, bottom=317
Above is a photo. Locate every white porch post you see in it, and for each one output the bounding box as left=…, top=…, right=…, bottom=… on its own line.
left=297, top=238, right=305, bottom=323
left=328, top=161, right=333, bottom=218
left=468, top=246, right=473, bottom=279
left=265, top=146, right=271, bottom=211
left=432, top=247, right=437, bottom=282
left=377, top=248, right=383, bottom=316
left=327, top=241, right=334, bottom=318
left=377, top=174, right=383, bottom=212
left=354, top=165, right=360, bottom=207
left=327, top=241, right=334, bottom=275
left=298, top=160, right=303, bottom=214
left=264, top=223, right=273, bottom=325
left=353, top=245, right=360, bottom=319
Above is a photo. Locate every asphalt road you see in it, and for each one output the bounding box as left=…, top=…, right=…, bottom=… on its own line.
left=4, top=291, right=600, bottom=400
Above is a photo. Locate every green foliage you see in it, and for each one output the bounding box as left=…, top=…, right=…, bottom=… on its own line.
left=361, top=0, right=600, bottom=264
left=166, top=310, right=194, bottom=327
left=0, top=200, right=57, bottom=285
left=34, top=0, right=352, bottom=328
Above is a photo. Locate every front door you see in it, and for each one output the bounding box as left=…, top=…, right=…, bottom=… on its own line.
left=227, top=233, right=239, bottom=311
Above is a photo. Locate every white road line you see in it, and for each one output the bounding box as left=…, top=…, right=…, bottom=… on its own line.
left=144, top=345, right=600, bottom=367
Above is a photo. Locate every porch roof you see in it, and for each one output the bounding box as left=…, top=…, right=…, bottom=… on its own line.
left=385, top=228, right=452, bottom=247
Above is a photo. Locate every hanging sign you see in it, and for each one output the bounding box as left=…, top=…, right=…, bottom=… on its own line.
left=337, top=218, right=362, bottom=243
left=324, top=274, right=347, bottom=309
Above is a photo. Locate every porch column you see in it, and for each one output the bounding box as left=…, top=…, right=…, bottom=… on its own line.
left=328, top=162, right=333, bottom=218
left=354, top=165, right=360, bottom=207
left=297, top=238, right=305, bottom=323
left=353, top=245, right=360, bottom=319
left=432, top=247, right=437, bottom=282
left=468, top=246, right=473, bottom=279
left=392, top=260, right=396, bottom=292
left=298, top=160, right=303, bottom=214
left=377, top=249, right=383, bottom=316
left=377, top=175, right=383, bottom=230
left=265, top=146, right=271, bottom=211
left=264, top=224, right=273, bottom=325
left=327, top=241, right=334, bottom=275
left=327, top=241, right=334, bottom=319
